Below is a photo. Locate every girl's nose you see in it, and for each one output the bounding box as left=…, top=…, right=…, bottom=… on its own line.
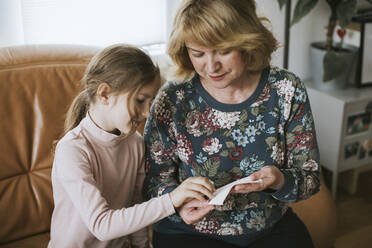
left=141, top=103, right=151, bottom=119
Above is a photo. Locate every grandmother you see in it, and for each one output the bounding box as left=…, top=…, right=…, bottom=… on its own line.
left=143, top=0, right=320, bottom=247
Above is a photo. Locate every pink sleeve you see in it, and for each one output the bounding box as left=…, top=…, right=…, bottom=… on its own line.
left=54, top=142, right=175, bottom=242
left=129, top=151, right=149, bottom=248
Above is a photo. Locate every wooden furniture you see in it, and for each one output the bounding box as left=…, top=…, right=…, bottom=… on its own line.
left=306, top=81, right=372, bottom=198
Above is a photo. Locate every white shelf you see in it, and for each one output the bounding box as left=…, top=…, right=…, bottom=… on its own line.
left=305, top=81, right=372, bottom=198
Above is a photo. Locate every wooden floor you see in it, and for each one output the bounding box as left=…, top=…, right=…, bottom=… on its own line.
left=333, top=171, right=372, bottom=248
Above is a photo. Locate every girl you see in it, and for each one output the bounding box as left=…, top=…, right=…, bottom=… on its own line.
left=48, top=44, right=215, bottom=248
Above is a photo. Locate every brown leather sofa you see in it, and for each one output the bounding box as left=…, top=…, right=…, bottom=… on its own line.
left=0, top=45, right=337, bottom=248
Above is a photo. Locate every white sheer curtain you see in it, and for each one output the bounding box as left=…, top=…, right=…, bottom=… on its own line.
left=1, top=0, right=170, bottom=48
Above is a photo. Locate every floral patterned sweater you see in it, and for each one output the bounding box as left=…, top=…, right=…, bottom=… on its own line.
left=143, top=66, right=320, bottom=246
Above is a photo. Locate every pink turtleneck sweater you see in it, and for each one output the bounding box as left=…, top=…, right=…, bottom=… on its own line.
left=48, top=115, right=175, bottom=248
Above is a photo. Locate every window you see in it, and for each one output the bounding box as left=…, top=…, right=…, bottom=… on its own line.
left=3, top=0, right=170, bottom=47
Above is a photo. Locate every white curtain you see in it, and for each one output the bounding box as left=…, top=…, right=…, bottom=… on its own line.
left=1, top=0, right=169, bottom=47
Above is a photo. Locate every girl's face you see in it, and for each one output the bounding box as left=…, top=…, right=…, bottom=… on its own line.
left=186, top=42, right=247, bottom=90
left=107, top=78, right=159, bottom=135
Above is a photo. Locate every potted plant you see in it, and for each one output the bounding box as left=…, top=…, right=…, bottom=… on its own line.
left=277, top=0, right=372, bottom=89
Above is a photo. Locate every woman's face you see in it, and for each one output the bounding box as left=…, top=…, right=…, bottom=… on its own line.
left=186, top=42, right=247, bottom=90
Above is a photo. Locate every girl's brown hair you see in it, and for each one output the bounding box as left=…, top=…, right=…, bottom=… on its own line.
left=168, top=0, right=279, bottom=80
left=64, top=44, right=160, bottom=134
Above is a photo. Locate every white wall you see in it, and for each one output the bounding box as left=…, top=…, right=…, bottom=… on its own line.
left=165, top=0, right=182, bottom=41
left=289, top=0, right=329, bottom=80
left=256, top=0, right=332, bottom=80
left=257, top=0, right=331, bottom=81
left=0, top=0, right=24, bottom=47
left=256, top=0, right=285, bottom=68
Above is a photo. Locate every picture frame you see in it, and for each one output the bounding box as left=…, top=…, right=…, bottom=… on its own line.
left=354, top=11, right=372, bottom=87
left=345, top=112, right=371, bottom=135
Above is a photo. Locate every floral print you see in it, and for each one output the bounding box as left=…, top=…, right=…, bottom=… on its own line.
left=143, top=66, right=320, bottom=239
left=193, top=218, right=219, bottom=234
left=202, top=137, right=222, bottom=155
left=217, top=223, right=244, bottom=235
left=274, top=78, right=295, bottom=120
left=176, top=134, right=193, bottom=163
left=185, top=111, right=204, bottom=137
left=246, top=210, right=265, bottom=231
left=240, top=155, right=265, bottom=175
left=211, top=109, right=240, bottom=129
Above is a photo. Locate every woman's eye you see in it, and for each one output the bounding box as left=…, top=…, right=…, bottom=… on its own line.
left=220, top=50, right=231, bottom=55
left=192, top=52, right=204, bottom=57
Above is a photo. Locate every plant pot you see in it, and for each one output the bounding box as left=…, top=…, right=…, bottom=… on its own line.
left=311, top=41, right=359, bottom=91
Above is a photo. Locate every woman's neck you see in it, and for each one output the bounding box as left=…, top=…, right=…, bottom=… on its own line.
left=201, top=70, right=261, bottom=104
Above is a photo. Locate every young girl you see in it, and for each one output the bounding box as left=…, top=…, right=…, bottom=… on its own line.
left=48, top=44, right=215, bottom=248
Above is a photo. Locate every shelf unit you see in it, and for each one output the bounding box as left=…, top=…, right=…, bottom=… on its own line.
left=305, top=81, right=372, bottom=198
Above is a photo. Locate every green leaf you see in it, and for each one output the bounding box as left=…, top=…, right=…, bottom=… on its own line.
left=265, top=137, right=276, bottom=147
left=213, top=210, right=228, bottom=219
left=323, top=51, right=349, bottom=82
left=238, top=110, right=248, bottom=124
left=235, top=197, right=249, bottom=209
left=286, top=132, right=295, bottom=145
left=213, top=172, right=231, bottom=187
left=258, top=105, right=267, bottom=115
left=291, top=0, right=318, bottom=26
left=223, top=129, right=233, bottom=137
left=226, top=141, right=235, bottom=148
left=294, top=154, right=307, bottom=165
left=220, top=150, right=229, bottom=157
left=277, top=0, right=288, bottom=10
left=265, top=206, right=272, bottom=217
left=251, top=107, right=259, bottom=116
left=247, top=193, right=260, bottom=202
left=230, top=167, right=244, bottom=177
left=205, top=158, right=220, bottom=177
left=292, top=123, right=303, bottom=132
left=336, top=0, right=357, bottom=29
left=198, top=169, right=207, bottom=177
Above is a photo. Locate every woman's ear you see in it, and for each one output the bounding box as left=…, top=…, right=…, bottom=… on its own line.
left=96, top=83, right=112, bottom=105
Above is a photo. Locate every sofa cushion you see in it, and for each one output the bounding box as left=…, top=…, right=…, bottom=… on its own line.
left=0, top=45, right=98, bottom=244
left=0, top=232, right=49, bottom=248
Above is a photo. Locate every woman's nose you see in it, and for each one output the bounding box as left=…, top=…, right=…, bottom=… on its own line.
left=206, top=54, right=220, bottom=73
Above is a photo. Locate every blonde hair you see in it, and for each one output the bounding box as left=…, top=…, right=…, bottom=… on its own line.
left=168, top=0, right=279, bottom=80
left=64, top=44, right=160, bottom=134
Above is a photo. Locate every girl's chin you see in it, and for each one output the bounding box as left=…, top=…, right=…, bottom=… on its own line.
left=122, top=127, right=137, bottom=136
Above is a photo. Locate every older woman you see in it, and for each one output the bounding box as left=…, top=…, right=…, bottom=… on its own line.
left=143, top=0, right=320, bottom=247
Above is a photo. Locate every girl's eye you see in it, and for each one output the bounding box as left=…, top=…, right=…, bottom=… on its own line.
left=136, top=99, right=145, bottom=104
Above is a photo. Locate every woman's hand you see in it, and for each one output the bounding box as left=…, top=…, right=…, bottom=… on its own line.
left=231, top=166, right=284, bottom=194
left=178, top=199, right=214, bottom=224
left=169, top=176, right=215, bottom=208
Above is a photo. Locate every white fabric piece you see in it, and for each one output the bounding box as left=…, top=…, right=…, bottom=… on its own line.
left=209, top=177, right=263, bottom=205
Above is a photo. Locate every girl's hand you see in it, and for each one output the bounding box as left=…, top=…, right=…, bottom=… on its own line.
left=231, top=166, right=284, bottom=194
left=169, top=177, right=215, bottom=208
left=178, top=199, right=214, bottom=224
